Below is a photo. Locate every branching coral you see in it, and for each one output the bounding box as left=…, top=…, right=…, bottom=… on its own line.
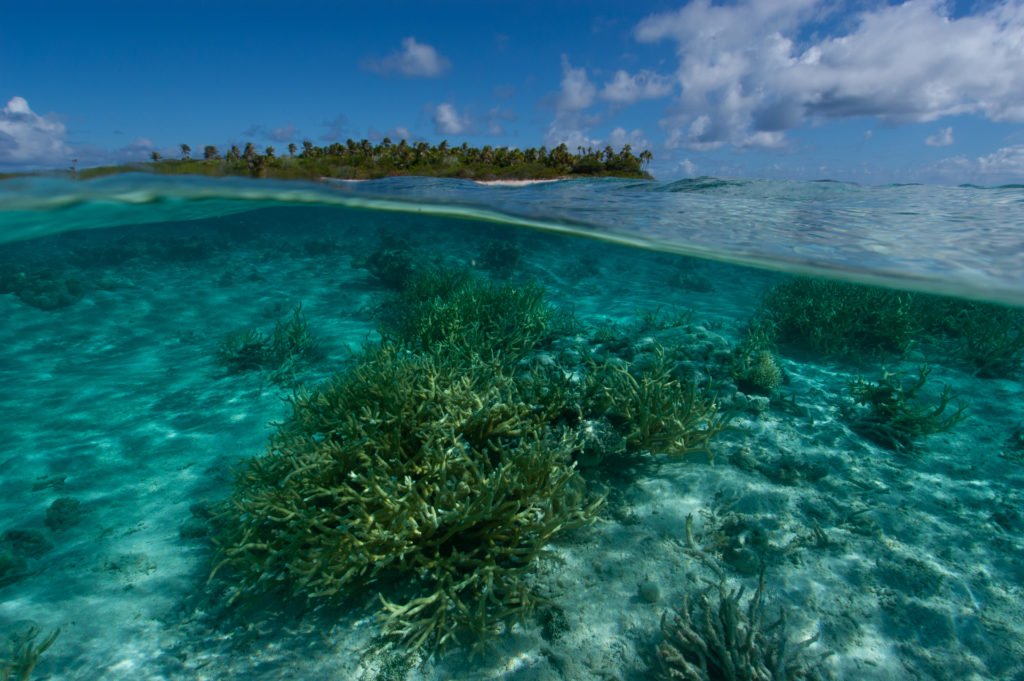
left=586, top=346, right=730, bottom=460
left=656, top=575, right=823, bottom=681
left=211, top=344, right=601, bottom=653
left=758, top=278, right=920, bottom=358
left=0, top=626, right=60, bottom=681
left=847, top=365, right=966, bottom=453
left=216, top=304, right=322, bottom=382
left=381, top=268, right=555, bottom=360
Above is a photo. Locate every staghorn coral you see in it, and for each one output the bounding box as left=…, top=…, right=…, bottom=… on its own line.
left=585, top=345, right=730, bottom=460
left=656, top=575, right=824, bottom=681
left=0, top=626, right=60, bottom=681
left=847, top=365, right=966, bottom=453
left=380, top=267, right=555, bottom=361
left=732, top=350, right=783, bottom=397
left=757, top=278, right=920, bottom=358
left=211, top=344, right=601, bottom=653
left=216, top=304, right=323, bottom=383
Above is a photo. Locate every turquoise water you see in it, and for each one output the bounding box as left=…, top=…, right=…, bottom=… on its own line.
left=1, top=175, right=1022, bottom=680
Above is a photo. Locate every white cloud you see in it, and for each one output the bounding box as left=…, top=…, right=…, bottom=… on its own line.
left=364, top=37, right=451, bottom=78
left=932, top=144, right=1024, bottom=183
left=546, top=57, right=600, bottom=148
left=607, top=127, right=650, bottom=151
left=600, top=69, right=673, bottom=103
left=557, top=55, right=596, bottom=110
left=433, top=103, right=468, bottom=135
left=636, top=0, right=1024, bottom=150
left=0, top=96, right=71, bottom=167
left=977, top=144, right=1024, bottom=177
left=925, top=126, right=954, bottom=147
left=678, top=158, right=697, bottom=177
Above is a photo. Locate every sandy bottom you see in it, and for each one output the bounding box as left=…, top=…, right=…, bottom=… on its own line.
left=1, top=206, right=1022, bottom=680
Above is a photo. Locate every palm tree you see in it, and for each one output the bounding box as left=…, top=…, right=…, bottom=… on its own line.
left=243, top=143, right=255, bottom=161
left=265, top=146, right=276, bottom=159
left=288, top=143, right=297, bottom=157
left=150, top=151, right=161, bottom=162
left=180, top=144, right=191, bottom=160
left=203, top=145, right=219, bottom=160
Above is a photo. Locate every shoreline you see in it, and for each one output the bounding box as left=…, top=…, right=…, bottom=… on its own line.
left=471, top=177, right=571, bottom=186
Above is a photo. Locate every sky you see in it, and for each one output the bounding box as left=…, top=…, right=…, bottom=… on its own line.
left=2, top=0, right=1023, bottom=184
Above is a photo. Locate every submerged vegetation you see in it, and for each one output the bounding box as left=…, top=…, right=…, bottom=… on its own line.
left=77, top=139, right=653, bottom=181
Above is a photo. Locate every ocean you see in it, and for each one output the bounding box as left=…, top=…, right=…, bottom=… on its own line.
left=1, top=173, right=1022, bottom=680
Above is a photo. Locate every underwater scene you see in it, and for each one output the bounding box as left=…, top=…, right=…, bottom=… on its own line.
left=1, top=175, right=1023, bottom=681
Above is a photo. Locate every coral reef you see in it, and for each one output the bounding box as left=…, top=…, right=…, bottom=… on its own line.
left=585, top=346, right=730, bottom=460
left=212, top=267, right=732, bottom=655
left=757, top=278, right=920, bottom=358
left=212, top=344, right=601, bottom=653
left=0, top=266, right=86, bottom=311
left=381, top=268, right=555, bottom=360
left=940, top=301, right=1024, bottom=378
left=216, top=304, right=323, bottom=383
left=846, top=365, right=966, bottom=453
left=656, top=575, right=824, bottom=681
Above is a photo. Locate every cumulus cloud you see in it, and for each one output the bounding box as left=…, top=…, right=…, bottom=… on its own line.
left=0, top=96, right=71, bottom=167
left=600, top=69, right=673, bottom=103
left=925, top=126, right=954, bottom=147
left=932, top=144, right=1024, bottom=183
left=678, top=158, right=697, bottom=177
left=433, top=103, right=469, bottom=135
left=557, top=55, right=596, bottom=111
left=607, top=127, right=651, bottom=151
left=364, top=37, right=451, bottom=78
left=546, top=56, right=601, bottom=148
left=975, top=145, right=1024, bottom=180
left=636, top=0, right=1024, bottom=150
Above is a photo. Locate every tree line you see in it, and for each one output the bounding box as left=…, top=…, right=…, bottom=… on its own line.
left=149, top=138, right=653, bottom=180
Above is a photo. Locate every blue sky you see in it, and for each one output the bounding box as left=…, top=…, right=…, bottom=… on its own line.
left=2, top=0, right=1023, bottom=184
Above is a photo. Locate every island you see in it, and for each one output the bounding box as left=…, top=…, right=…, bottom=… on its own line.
left=75, top=139, right=653, bottom=182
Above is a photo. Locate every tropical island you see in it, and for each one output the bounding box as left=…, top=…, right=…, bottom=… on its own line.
left=75, top=139, right=653, bottom=182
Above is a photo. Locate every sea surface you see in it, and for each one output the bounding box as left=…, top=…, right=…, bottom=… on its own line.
left=0, top=174, right=1022, bottom=680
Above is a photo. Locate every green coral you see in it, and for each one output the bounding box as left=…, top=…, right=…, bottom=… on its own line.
left=381, top=268, right=555, bottom=361
left=212, top=267, right=733, bottom=654
left=656, top=575, right=824, bottom=681
left=847, top=365, right=966, bottom=453
left=937, top=301, right=1024, bottom=378
left=212, top=344, right=600, bottom=653
left=585, top=346, right=730, bottom=460
left=757, top=278, right=920, bottom=358
left=216, top=304, right=323, bottom=382
left=1, top=626, right=60, bottom=681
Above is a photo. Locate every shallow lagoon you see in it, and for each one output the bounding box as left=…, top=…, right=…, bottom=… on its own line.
left=1, top=176, right=1022, bottom=680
